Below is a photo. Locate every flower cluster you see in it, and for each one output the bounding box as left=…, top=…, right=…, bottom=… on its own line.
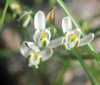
left=20, top=11, right=94, bottom=69
left=20, top=11, right=62, bottom=68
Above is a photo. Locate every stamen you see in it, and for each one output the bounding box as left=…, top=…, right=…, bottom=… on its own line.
left=71, top=34, right=77, bottom=41
left=40, top=32, right=46, bottom=40
left=33, top=52, right=38, bottom=60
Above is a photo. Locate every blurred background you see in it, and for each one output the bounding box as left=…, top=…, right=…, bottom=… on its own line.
left=0, top=0, right=100, bottom=85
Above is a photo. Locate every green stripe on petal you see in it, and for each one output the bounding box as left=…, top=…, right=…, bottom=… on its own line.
left=38, top=38, right=49, bottom=48
left=45, top=29, right=51, bottom=40
left=28, top=55, right=41, bottom=69
left=62, top=43, right=71, bottom=50
left=74, top=40, right=79, bottom=48
left=69, top=38, right=79, bottom=49
left=33, top=29, right=41, bottom=42
left=23, top=15, right=31, bottom=27
left=43, top=40, right=47, bottom=47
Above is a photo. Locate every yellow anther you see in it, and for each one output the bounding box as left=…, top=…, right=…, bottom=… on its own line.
left=71, top=34, right=77, bottom=41
left=40, top=32, right=46, bottom=40
left=33, top=52, right=38, bottom=60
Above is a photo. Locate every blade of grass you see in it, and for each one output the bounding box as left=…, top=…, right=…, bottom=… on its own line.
left=0, top=0, right=10, bottom=29
left=71, top=49, right=99, bottom=85
left=0, top=50, right=15, bottom=57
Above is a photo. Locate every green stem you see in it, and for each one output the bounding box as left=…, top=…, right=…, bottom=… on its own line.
left=71, top=49, right=99, bottom=85
left=0, top=0, right=10, bottom=29
left=56, top=0, right=100, bottom=59
left=83, top=46, right=100, bottom=63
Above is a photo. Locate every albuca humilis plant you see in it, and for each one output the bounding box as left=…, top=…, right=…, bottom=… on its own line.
left=20, top=11, right=94, bottom=69
left=1, top=0, right=100, bottom=85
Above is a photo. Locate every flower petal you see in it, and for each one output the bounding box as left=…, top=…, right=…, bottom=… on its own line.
left=33, top=29, right=41, bottom=42
left=23, top=15, right=31, bottom=27
left=39, top=49, right=53, bottom=61
left=45, top=29, right=51, bottom=40
left=38, top=38, right=49, bottom=48
left=34, top=11, right=46, bottom=31
left=69, top=38, right=80, bottom=49
left=78, top=33, right=94, bottom=47
left=25, top=41, right=40, bottom=52
left=47, top=37, right=63, bottom=48
left=71, top=28, right=81, bottom=38
left=64, top=32, right=70, bottom=44
left=63, top=43, right=71, bottom=50
left=62, top=16, right=72, bottom=33
left=20, top=41, right=31, bottom=58
left=28, top=56, right=40, bottom=69
left=18, top=11, right=29, bottom=21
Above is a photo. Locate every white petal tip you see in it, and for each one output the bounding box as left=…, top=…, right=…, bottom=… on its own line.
left=37, top=10, right=44, bottom=14
left=34, top=10, right=46, bottom=30
left=91, top=33, right=95, bottom=39
left=62, top=16, right=72, bottom=33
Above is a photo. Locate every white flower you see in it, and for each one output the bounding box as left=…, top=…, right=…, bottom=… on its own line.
left=33, top=11, right=63, bottom=48
left=33, top=11, right=51, bottom=47
left=62, top=16, right=94, bottom=50
left=20, top=41, right=53, bottom=68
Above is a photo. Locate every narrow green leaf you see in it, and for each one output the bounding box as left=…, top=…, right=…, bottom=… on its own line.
left=0, top=0, right=10, bottom=29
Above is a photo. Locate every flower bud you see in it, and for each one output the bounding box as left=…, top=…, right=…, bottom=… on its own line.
left=18, top=10, right=33, bottom=27
left=46, top=6, right=56, bottom=25
left=9, top=2, right=22, bottom=15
